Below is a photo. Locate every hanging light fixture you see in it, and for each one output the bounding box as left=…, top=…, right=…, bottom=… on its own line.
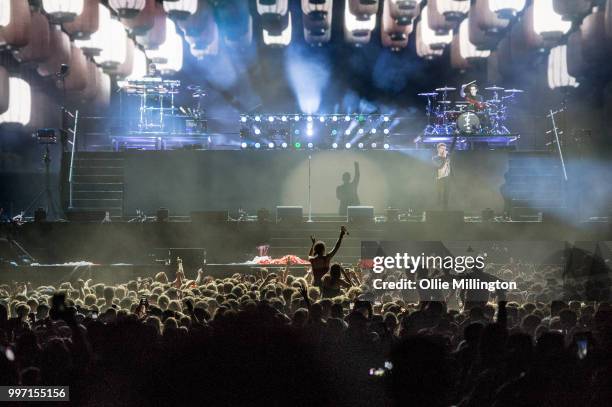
left=108, top=0, right=146, bottom=19
left=533, top=0, right=571, bottom=39
left=42, top=0, right=84, bottom=23
left=421, top=5, right=452, bottom=50
left=263, top=12, right=292, bottom=46
left=75, top=4, right=111, bottom=56
left=435, top=0, right=469, bottom=21
left=257, top=0, right=288, bottom=16
left=163, top=0, right=198, bottom=20
left=0, top=1, right=10, bottom=27
left=547, top=44, right=578, bottom=89
left=345, top=0, right=376, bottom=34
left=94, top=17, right=128, bottom=70
left=0, top=77, right=31, bottom=125
left=459, top=18, right=490, bottom=59
left=146, top=18, right=183, bottom=74
left=489, top=0, right=526, bottom=19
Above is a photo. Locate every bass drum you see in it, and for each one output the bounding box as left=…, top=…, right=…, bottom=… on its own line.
left=456, top=112, right=481, bottom=134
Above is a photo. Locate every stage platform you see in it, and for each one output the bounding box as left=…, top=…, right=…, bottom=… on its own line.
left=2, top=218, right=610, bottom=268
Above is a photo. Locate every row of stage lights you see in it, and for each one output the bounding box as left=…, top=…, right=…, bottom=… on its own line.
left=240, top=141, right=391, bottom=149
left=240, top=114, right=392, bottom=123
left=239, top=114, right=393, bottom=149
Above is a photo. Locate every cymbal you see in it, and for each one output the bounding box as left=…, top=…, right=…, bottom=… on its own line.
left=485, top=85, right=504, bottom=91
left=418, top=92, right=438, bottom=96
left=504, top=88, right=524, bottom=93
left=435, top=86, right=456, bottom=91
left=486, top=99, right=503, bottom=103
left=437, top=100, right=452, bottom=104
left=187, top=84, right=202, bottom=91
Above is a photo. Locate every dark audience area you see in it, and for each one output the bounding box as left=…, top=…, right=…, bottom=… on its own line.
left=1, top=261, right=611, bottom=407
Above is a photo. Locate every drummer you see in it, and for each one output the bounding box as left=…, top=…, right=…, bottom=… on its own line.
left=459, top=81, right=486, bottom=110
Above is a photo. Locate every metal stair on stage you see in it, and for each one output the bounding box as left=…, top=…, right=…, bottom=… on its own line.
left=67, top=152, right=125, bottom=217
left=505, top=151, right=566, bottom=219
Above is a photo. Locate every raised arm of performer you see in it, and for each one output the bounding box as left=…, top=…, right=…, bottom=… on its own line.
left=328, top=226, right=347, bottom=259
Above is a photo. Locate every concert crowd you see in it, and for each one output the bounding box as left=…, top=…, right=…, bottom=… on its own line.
left=0, top=256, right=611, bottom=406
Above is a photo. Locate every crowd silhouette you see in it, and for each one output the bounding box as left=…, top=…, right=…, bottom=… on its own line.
left=0, top=236, right=611, bottom=406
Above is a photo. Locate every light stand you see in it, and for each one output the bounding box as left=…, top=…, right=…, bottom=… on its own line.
left=23, top=132, right=62, bottom=220
left=307, top=154, right=313, bottom=222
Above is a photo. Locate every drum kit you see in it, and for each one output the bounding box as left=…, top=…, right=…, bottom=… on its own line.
left=419, top=85, right=524, bottom=138
left=120, top=78, right=207, bottom=134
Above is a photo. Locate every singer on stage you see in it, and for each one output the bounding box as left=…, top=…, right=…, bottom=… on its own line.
left=432, top=138, right=457, bottom=210
left=336, top=161, right=360, bottom=216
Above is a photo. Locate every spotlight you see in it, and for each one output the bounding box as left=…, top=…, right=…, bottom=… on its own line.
left=241, top=142, right=248, bottom=148
left=345, top=129, right=351, bottom=135
left=371, top=128, right=377, bottom=134
left=294, top=142, right=302, bottom=149
left=240, top=116, right=247, bottom=123
left=281, top=142, right=288, bottom=148
left=383, top=143, right=390, bottom=149
left=268, top=116, right=274, bottom=122
left=371, top=142, right=377, bottom=148
left=331, top=129, right=337, bottom=136
left=332, top=142, right=338, bottom=149
left=307, top=142, right=314, bottom=149
left=255, top=115, right=261, bottom=122
left=332, top=116, right=338, bottom=122
left=358, top=142, right=364, bottom=149
left=383, top=128, right=390, bottom=135
left=306, top=122, right=314, bottom=136
left=344, top=115, right=350, bottom=122
left=345, top=142, right=351, bottom=149
left=281, top=116, right=287, bottom=122
left=254, top=128, right=261, bottom=135
left=268, top=142, right=275, bottom=149
left=383, top=116, right=390, bottom=122
left=319, top=116, right=325, bottom=122
left=358, top=128, right=364, bottom=134
left=294, top=115, right=300, bottom=121
left=254, top=142, right=261, bottom=149
left=294, top=129, right=300, bottom=135
left=307, top=116, right=313, bottom=122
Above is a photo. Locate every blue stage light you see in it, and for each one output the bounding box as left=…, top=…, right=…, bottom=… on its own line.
left=268, top=142, right=275, bottom=149
left=241, top=142, right=247, bottom=148
left=358, top=142, right=364, bottom=149
left=281, top=116, right=287, bottom=122
left=254, top=128, right=261, bottom=135
left=255, top=142, right=261, bottom=149
left=294, top=115, right=300, bottom=121
left=254, top=115, right=261, bottom=122
left=268, top=116, right=274, bottom=122
left=345, top=142, right=351, bottom=149
left=240, top=116, right=247, bottom=123
left=384, top=143, right=390, bottom=149
left=307, top=142, right=314, bottom=149
left=371, top=142, right=377, bottom=148
left=344, top=115, right=350, bottom=122
left=383, top=128, right=390, bottom=134
left=371, top=128, right=377, bottom=134
left=332, top=142, right=338, bottom=149
left=281, top=142, right=288, bottom=148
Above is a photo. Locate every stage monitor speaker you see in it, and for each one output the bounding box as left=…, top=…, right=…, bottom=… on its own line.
left=66, top=209, right=106, bottom=222
left=425, top=210, right=464, bottom=225
left=276, top=206, right=303, bottom=223
left=191, top=211, right=229, bottom=223
left=348, top=206, right=374, bottom=223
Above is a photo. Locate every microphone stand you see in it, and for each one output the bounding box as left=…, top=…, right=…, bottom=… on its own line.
left=307, top=154, right=313, bottom=222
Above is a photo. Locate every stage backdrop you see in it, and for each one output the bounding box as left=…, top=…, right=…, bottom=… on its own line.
left=122, top=150, right=509, bottom=216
